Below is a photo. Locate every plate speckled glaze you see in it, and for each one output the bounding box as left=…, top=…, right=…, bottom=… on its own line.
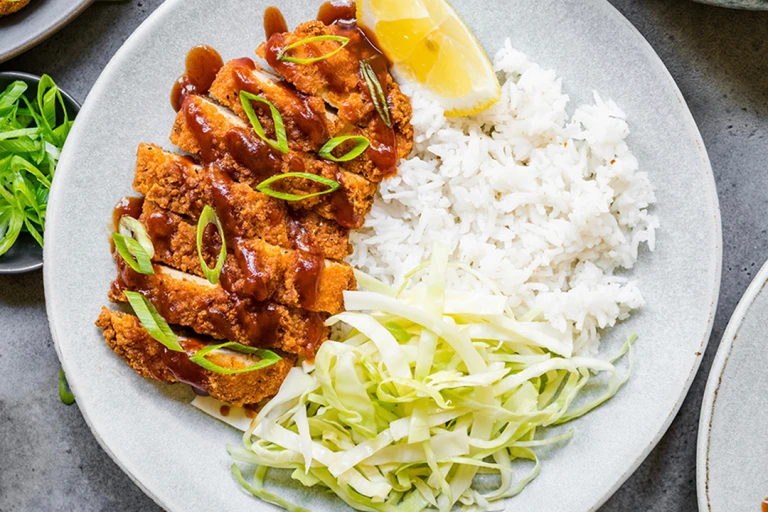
left=44, top=0, right=721, bottom=510
left=693, top=0, right=768, bottom=10
left=0, top=0, right=94, bottom=63
left=697, top=260, right=768, bottom=511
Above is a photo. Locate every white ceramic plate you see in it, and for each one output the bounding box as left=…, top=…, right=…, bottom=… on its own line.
left=697, top=261, right=768, bottom=511
left=44, top=0, right=721, bottom=510
left=0, top=0, right=94, bottom=63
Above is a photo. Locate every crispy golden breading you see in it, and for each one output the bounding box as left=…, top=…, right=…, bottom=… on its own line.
left=0, top=0, right=31, bottom=16
left=259, top=22, right=360, bottom=113
left=257, top=21, right=413, bottom=135
left=133, top=143, right=352, bottom=260
left=97, top=307, right=175, bottom=381
left=100, top=16, right=416, bottom=399
left=209, top=58, right=412, bottom=183
left=109, top=261, right=328, bottom=358
left=140, top=200, right=355, bottom=314
left=96, top=308, right=295, bottom=406
left=209, top=57, right=342, bottom=153
left=170, top=94, right=377, bottom=228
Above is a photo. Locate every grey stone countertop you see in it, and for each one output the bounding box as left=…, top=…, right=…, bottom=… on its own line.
left=1, top=1, right=766, bottom=510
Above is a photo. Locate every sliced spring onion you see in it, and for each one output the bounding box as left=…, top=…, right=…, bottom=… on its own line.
left=196, top=205, right=227, bottom=285
left=189, top=342, right=281, bottom=374
left=123, top=291, right=184, bottom=352
left=59, top=369, right=75, bottom=405
left=256, top=172, right=340, bottom=201
left=119, top=216, right=155, bottom=259
left=360, top=59, right=392, bottom=128
left=0, top=75, right=73, bottom=256
left=239, top=91, right=289, bottom=154
left=113, top=232, right=154, bottom=275
left=277, top=35, right=350, bottom=64
left=318, top=135, right=370, bottom=162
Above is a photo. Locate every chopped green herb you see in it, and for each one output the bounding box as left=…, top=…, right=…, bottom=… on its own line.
left=196, top=205, right=227, bottom=285
left=277, top=35, right=350, bottom=64
left=256, top=172, right=340, bottom=201
left=113, top=232, right=154, bottom=275
left=119, top=216, right=155, bottom=258
left=123, top=291, right=184, bottom=352
left=0, top=76, right=74, bottom=256
left=113, top=216, right=155, bottom=275
left=360, top=59, right=392, bottom=128
left=239, top=91, right=289, bottom=154
left=318, top=135, right=370, bottom=162
left=59, top=369, right=75, bottom=405
left=189, top=342, right=281, bottom=374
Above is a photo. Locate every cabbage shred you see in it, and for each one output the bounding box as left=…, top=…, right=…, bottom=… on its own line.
left=230, top=245, right=635, bottom=511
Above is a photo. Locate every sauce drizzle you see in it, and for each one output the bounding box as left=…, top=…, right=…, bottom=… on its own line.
left=144, top=209, right=177, bottom=257
left=162, top=338, right=209, bottom=389
left=316, top=2, right=356, bottom=25
left=231, top=57, right=329, bottom=146
left=184, top=98, right=218, bottom=163
left=112, top=196, right=144, bottom=229
left=264, top=6, right=288, bottom=39
left=171, top=45, right=224, bottom=112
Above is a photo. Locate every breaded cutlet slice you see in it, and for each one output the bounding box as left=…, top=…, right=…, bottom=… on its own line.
left=133, top=143, right=351, bottom=261
left=209, top=57, right=341, bottom=153
left=209, top=57, right=412, bottom=182
left=96, top=307, right=295, bottom=406
left=109, top=258, right=328, bottom=358
left=139, top=200, right=355, bottom=314
left=257, top=21, right=413, bottom=134
left=171, top=94, right=376, bottom=229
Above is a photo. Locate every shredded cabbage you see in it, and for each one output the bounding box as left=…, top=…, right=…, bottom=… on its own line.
left=225, top=244, right=636, bottom=511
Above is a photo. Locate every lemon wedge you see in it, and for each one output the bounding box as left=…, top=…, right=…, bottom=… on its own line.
left=357, top=0, right=500, bottom=116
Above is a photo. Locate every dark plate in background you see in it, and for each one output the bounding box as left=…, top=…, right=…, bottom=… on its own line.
left=0, top=0, right=94, bottom=64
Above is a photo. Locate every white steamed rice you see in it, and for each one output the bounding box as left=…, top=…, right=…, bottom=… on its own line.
left=348, top=39, right=659, bottom=355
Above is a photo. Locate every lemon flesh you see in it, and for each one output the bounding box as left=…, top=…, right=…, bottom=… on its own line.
left=358, top=0, right=501, bottom=116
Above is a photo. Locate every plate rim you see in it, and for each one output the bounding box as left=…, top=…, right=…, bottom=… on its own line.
left=0, top=0, right=96, bottom=64
left=692, top=0, right=768, bottom=11
left=696, top=259, right=768, bottom=511
left=587, top=4, right=721, bottom=509
left=43, top=0, right=722, bottom=510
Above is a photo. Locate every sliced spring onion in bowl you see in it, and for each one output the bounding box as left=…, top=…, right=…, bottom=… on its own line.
left=0, top=72, right=79, bottom=273
left=221, top=243, right=637, bottom=511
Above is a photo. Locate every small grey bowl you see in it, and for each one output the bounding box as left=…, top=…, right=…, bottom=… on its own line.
left=0, top=71, right=80, bottom=274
